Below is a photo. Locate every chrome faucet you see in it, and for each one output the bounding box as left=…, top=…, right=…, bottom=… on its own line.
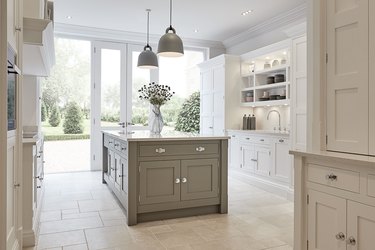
left=267, top=110, right=281, bottom=131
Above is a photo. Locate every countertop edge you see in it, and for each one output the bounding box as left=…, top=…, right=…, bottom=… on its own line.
left=226, top=129, right=290, bottom=136
left=102, top=131, right=230, bottom=141
left=290, top=150, right=375, bottom=165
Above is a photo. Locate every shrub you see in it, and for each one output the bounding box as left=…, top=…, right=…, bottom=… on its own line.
left=63, top=102, right=84, bottom=134
left=48, top=105, right=61, bottom=127
left=175, top=92, right=200, bottom=133
left=41, top=102, right=47, bottom=122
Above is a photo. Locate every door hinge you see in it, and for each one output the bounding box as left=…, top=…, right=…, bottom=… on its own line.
left=326, top=53, right=328, bottom=63
left=93, top=154, right=96, bottom=161
left=307, top=240, right=309, bottom=250
left=307, top=194, right=310, bottom=204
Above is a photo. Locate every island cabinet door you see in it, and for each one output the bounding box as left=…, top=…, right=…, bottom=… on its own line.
left=114, top=154, right=122, bottom=192
left=139, top=161, right=181, bottom=205
left=180, top=159, right=219, bottom=201
left=108, top=150, right=115, bottom=183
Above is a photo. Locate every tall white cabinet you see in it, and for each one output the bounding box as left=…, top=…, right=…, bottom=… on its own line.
left=198, top=55, right=244, bottom=135
left=326, top=0, right=374, bottom=156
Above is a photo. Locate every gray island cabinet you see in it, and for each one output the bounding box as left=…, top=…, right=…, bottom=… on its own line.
left=102, top=130, right=229, bottom=226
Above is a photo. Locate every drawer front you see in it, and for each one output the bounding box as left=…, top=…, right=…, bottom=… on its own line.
left=114, top=140, right=121, bottom=151
left=139, top=143, right=219, bottom=157
left=120, top=143, right=128, bottom=156
left=307, top=164, right=360, bottom=193
left=240, top=135, right=270, bottom=145
left=108, top=138, right=114, bottom=148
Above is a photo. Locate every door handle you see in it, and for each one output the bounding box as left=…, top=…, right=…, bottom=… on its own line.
left=346, top=236, right=356, bottom=245
left=251, top=159, right=258, bottom=162
left=335, top=232, right=345, bottom=241
left=196, top=146, right=205, bottom=152
left=182, top=177, right=187, bottom=183
left=155, top=148, right=166, bottom=153
left=175, top=178, right=180, bottom=184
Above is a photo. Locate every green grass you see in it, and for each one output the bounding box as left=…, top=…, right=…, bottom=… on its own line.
left=42, top=119, right=119, bottom=141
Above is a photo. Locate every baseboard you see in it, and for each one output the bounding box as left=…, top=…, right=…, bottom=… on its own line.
left=229, top=169, right=294, bottom=201
left=22, top=229, right=36, bottom=247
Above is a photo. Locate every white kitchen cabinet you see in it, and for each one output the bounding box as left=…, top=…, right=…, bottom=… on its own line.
left=7, top=0, right=21, bottom=52
left=228, top=133, right=241, bottom=169
left=290, top=35, right=307, bottom=151
left=326, top=0, right=370, bottom=155
left=254, top=145, right=271, bottom=177
left=273, top=138, right=291, bottom=183
left=240, top=144, right=256, bottom=172
left=307, top=190, right=347, bottom=250
left=198, top=55, right=245, bottom=135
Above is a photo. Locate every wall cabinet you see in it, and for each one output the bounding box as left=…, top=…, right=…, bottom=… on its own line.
left=198, top=55, right=245, bottom=135
left=228, top=130, right=292, bottom=198
left=326, top=0, right=374, bottom=156
left=7, top=0, right=20, bottom=52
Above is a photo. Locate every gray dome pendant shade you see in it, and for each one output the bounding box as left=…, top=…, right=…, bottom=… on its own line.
left=157, top=0, right=184, bottom=57
left=138, top=9, right=158, bottom=69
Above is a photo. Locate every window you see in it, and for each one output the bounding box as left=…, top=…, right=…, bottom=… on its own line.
left=158, top=50, right=205, bottom=130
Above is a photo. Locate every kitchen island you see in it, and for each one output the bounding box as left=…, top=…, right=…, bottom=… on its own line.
left=102, top=130, right=229, bottom=226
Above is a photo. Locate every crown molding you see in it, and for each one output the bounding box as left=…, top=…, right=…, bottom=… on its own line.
left=54, top=23, right=225, bottom=50
left=222, top=3, right=307, bottom=48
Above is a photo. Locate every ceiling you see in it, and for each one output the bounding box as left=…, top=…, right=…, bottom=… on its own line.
left=54, top=0, right=306, bottom=42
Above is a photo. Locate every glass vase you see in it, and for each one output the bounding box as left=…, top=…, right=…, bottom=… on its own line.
left=150, top=104, right=164, bottom=134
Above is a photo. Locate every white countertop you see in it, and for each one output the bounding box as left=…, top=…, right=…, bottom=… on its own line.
left=22, top=133, right=43, bottom=144
left=290, top=150, right=375, bottom=165
left=227, top=129, right=290, bottom=136
left=103, top=130, right=230, bottom=142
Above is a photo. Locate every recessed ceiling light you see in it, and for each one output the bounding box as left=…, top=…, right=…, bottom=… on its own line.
left=266, top=57, right=270, bottom=60
left=66, top=15, right=72, bottom=19
left=283, top=51, right=287, bottom=55
left=241, top=10, right=253, bottom=16
left=194, top=29, right=199, bottom=33
left=251, top=61, right=255, bottom=63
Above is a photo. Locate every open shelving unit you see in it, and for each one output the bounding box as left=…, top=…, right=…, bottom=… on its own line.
left=240, top=46, right=291, bottom=107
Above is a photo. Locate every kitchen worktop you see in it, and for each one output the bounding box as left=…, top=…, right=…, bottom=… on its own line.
left=290, top=150, right=375, bottom=164
left=102, top=130, right=230, bottom=142
left=227, top=129, right=290, bottom=136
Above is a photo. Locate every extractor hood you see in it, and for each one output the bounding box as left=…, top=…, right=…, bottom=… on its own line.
left=23, top=17, right=55, bottom=77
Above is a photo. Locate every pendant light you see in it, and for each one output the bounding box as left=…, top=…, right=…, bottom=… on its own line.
left=138, top=9, right=159, bottom=69
left=157, top=0, right=184, bottom=57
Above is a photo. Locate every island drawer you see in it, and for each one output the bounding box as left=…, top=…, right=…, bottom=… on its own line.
left=104, top=135, right=115, bottom=148
left=139, top=143, right=219, bottom=157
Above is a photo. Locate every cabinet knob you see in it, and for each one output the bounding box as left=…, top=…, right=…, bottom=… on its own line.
left=156, top=148, right=166, bottom=153
left=37, top=186, right=42, bottom=189
left=335, top=232, right=346, bottom=241
left=326, top=174, right=338, bottom=181
left=196, top=146, right=205, bottom=152
left=175, top=178, right=180, bottom=184
left=279, top=139, right=284, bottom=143
left=346, top=236, right=356, bottom=246
left=14, top=183, right=21, bottom=188
left=182, top=177, right=187, bottom=183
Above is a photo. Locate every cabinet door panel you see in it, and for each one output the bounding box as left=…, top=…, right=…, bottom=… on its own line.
left=370, top=0, right=375, bottom=156
left=326, top=0, right=369, bottom=154
left=201, top=116, right=213, bottom=135
left=255, top=146, right=271, bottom=177
left=273, top=140, right=291, bottom=183
left=241, top=144, right=255, bottom=172
left=114, top=154, right=122, bottom=192
left=229, top=134, right=241, bottom=169
left=347, top=200, right=375, bottom=250
left=308, top=190, right=346, bottom=250
left=139, top=161, right=180, bottom=205
left=201, top=71, right=213, bottom=93
left=180, top=159, right=218, bottom=201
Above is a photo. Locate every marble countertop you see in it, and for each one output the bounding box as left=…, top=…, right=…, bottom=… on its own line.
left=290, top=150, right=375, bottom=165
left=227, top=129, right=290, bottom=136
left=102, top=130, right=230, bottom=142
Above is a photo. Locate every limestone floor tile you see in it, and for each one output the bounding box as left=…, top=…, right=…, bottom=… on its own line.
left=40, top=211, right=62, bottom=222
left=265, top=245, right=293, bottom=250
left=62, top=244, right=88, bottom=250
left=259, top=213, right=294, bottom=229
left=37, top=230, right=86, bottom=249
left=44, top=192, right=93, bottom=203
left=102, top=218, right=128, bottom=227
left=62, top=209, right=80, bottom=215
left=85, top=225, right=132, bottom=249
left=146, top=224, right=174, bottom=234
left=40, top=217, right=103, bottom=234
left=78, top=199, right=118, bottom=212
left=155, top=229, right=206, bottom=248
left=99, top=209, right=126, bottom=221
left=62, top=211, right=100, bottom=220
left=42, top=201, right=78, bottom=212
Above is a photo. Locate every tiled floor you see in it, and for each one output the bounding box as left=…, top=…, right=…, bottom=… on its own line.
left=25, top=171, right=293, bottom=250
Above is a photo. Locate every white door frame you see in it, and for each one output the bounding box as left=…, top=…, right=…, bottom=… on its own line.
left=91, top=41, right=127, bottom=171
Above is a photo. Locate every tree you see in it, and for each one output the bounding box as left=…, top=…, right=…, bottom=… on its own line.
left=63, top=102, right=84, bottom=134
left=49, top=105, right=61, bottom=127
left=175, top=92, right=200, bottom=133
left=41, top=102, right=47, bottom=122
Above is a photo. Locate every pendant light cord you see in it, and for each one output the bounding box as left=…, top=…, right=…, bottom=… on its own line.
left=147, top=10, right=150, bottom=46
left=169, top=0, right=172, bottom=28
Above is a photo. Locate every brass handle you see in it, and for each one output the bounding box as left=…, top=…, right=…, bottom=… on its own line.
left=196, top=146, right=205, bottom=152
left=175, top=178, right=180, bottom=184
left=335, top=232, right=345, bottom=241
left=156, top=148, right=166, bottom=153
left=326, top=174, right=338, bottom=181
left=182, top=177, right=187, bottom=183
left=347, top=236, right=356, bottom=245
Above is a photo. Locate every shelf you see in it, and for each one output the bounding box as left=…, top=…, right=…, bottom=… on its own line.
left=241, top=82, right=289, bottom=92
left=241, top=99, right=290, bottom=108
left=241, top=64, right=290, bottom=77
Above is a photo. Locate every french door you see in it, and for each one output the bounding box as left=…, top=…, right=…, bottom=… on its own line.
left=91, top=42, right=155, bottom=170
